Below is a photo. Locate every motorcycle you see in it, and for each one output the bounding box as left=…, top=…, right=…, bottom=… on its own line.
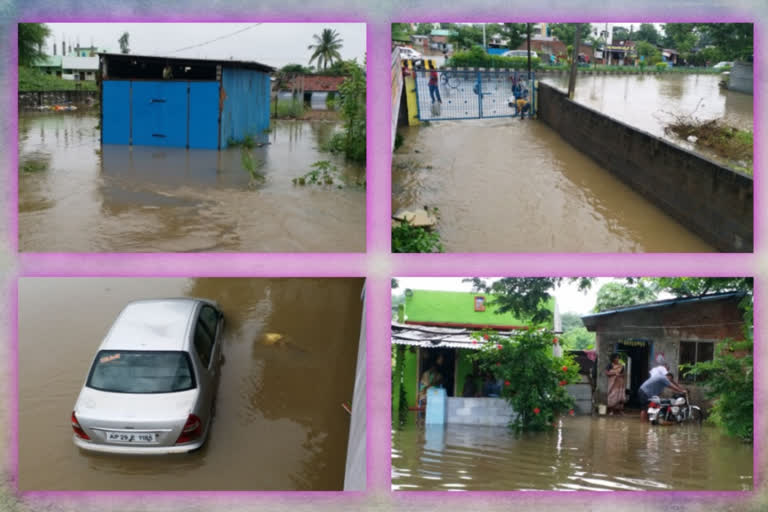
left=647, top=392, right=703, bottom=425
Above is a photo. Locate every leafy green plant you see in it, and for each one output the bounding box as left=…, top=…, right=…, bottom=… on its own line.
left=323, top=61, right=366, bottom=163
left=392, top=221, right=444, bottom=253
left=469, top=329, right=580, bottom=432
left=292, top=160, right=340, bottom=186
left=240, top=146, right=265, bottom=185
left=274, top=98, right=305, bottom=119
left=655, top=62, right=669, bottom=71
left=447, top=46, right=542, bottom=69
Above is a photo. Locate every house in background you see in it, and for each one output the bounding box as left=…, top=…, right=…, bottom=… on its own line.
left=62, top=55, right=99, bottom=81
left=99, top=53, right=274, bottom=150
left=429, top=29, right=457, bottom=52
left=581, top=291, right=746, bottom=408
left=34, top=55, right=62, bottom=77
left=392, top=289, right=555, bottom=411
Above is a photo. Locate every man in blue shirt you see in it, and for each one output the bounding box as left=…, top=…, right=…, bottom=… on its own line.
left=638, top=371, right=687, bottom=421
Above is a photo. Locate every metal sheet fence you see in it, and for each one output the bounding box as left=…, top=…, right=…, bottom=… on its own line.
left=414, top=69, right=536, bottom=121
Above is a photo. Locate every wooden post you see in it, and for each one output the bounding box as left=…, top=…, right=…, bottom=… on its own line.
left=568, top=23, right=581, bottom=99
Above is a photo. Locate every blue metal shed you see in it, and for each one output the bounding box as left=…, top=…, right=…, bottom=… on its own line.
left=99, top=53, right=274, bottom=150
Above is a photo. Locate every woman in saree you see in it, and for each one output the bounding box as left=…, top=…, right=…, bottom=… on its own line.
left=605, top=353, right=627, bottom=415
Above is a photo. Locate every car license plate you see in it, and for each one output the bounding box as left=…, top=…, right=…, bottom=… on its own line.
left=106, top=431, right=158, bottom=444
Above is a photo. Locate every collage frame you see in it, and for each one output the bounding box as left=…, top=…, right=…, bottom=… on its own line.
left=3, top=5, right=766, bottom=512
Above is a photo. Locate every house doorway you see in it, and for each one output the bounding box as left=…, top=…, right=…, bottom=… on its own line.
left=418, top=348, right=456, bottom=397
left=617, top=340, right=651, bottom=407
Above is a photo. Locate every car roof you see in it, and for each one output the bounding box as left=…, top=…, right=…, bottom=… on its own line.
left=100, top=299, right=203, bottom=352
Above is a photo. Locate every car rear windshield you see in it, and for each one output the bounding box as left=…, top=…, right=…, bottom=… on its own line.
left=86, top=350, right=196, bottom=393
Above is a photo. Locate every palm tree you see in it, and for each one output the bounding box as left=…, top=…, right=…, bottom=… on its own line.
left=308, top=28, right=343, bottom=71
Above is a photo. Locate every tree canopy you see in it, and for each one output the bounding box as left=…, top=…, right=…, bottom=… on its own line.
left=18, top=23, right=50, bottom=67
left=118, top=32, right=130, bottom=54
left=308, top=28, right=343, bottom=70
left=631, top=23, right=661, bottom=45
left=550, top=23, right=592, bottom=47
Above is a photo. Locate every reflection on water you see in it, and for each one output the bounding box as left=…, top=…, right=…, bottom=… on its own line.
left=541, top=73, right=753, bottom=165
left=18, top=278, right=363, bottom=490
left=392, top=417, right=753, bottom=491
left=392, top=118, right=713, bottom=253
left=18, top=114, right=365, bottom=252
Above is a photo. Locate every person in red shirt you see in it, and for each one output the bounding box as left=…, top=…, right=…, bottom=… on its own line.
left=428, top=70, right=442, bottom=104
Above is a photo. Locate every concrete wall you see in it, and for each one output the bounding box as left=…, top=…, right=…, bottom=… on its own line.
left=343, top=285, right=366, bottom=491
left=729, top=61, right=753, bottom=95
left=446, top=397, right=516, bottom=427
left=567, top=383, right=593, bottom=414
left=538, top=83, right=753, bottom=252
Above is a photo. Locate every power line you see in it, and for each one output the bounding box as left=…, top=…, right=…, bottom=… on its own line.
left=168, top=24, right=262, bottom=55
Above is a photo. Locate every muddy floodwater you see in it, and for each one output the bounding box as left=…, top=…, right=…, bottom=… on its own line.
left=541, top=73, right=753, bottom=167
left=18, top=277, right=363, bottom=490
left=392, top=417, right=752, bottom=491
left=393, top=118, right=713, bottom=252
left=18, top=114, right=365, bottom=252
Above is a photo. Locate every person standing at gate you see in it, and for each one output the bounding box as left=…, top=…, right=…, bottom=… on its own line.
left=428, top=69, right=442, bottom=104
left=516, top=93, right=531, bottom=120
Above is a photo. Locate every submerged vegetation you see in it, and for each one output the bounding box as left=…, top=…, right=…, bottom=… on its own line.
left=666, top=118, right=753, bottom=174
left=322, top=60, right=366, bottom=164
left=292, top=160, right=340, bottom=186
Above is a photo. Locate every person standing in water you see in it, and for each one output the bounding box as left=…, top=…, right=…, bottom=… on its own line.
left=428, top=69, right=442, bottom=104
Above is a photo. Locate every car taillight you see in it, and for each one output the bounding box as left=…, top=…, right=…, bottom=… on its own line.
left=649, top=402, right=657, bottom=408
left=71, top=412, right=90, bottom=440
left=175, top=414, right=202, bottom=445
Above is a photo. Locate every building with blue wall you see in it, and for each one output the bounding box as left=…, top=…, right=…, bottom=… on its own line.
left=99, top=53, right=274, bottom=150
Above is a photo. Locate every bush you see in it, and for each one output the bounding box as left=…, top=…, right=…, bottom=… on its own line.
left=392, top=223, right=443, bottom=253
left=469, top=329, right=580, bottom=432
left=448, top=46, right=541, bottom=69
left=655, top=62, right=669, bottom=71
left=324, top=61, right=366, bottom=164
left=18, top=66, right=98, bottom=92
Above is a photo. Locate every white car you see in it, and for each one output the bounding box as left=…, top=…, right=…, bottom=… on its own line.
left=502, top=50, right=538, bottom=59
left=398, top=47, right=423, bottom=60
left=71, top=298, right=224, bottom=455
left=713, top=61, right=734, bottom=69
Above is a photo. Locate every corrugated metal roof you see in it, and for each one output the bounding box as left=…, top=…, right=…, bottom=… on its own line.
left=62, top=56, right=99, bottom=71
left=99, top=53, right=275, bottom=73
left=391, top=322, right=519, bottom=350
left=581, top=291, right=746, bottom=330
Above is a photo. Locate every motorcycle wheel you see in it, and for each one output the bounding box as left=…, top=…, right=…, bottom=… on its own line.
left=690, top=406, right=704, bottom=424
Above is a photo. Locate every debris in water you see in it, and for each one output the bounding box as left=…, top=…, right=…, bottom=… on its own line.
left=393, top=206, right=438, bottom=228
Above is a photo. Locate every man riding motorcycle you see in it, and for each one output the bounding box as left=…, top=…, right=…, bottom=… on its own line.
left=638, top=371, right=687, bottom=422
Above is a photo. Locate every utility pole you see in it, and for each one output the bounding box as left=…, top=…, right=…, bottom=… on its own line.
left=568, top=23, right=581, bottom=99
left=527, top=23, right=532, bottom=80
left=482, top=23, right=486, bottom=51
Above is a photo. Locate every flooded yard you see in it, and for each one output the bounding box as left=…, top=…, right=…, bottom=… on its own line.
left=391, top=416, right=753, bottom=491
left=18, top=114, right=365, bottom=252
left=393, top=118, right=713, bottom=253
left=541, top=73, right=753, bottom=168
left=18, top=277, right=363, bottom=490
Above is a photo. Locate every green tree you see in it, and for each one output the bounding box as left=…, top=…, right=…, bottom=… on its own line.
left=612, top=27, right=630, bottom=42
left=694, top=23, right=753, bottom=60
left=650, top=277, right=752, bottom=297
left=18, top=23, right=50, bottom=67
left=550, top=23, right=592, bottom=47
left=500, top=23, right=526, bottom=51
left=326, top=60, right=365, bottom=163
left=392, top=23, right=413, bottom=39
left=559, top=312, right=596, bottom=350
left=308, top=28, right=343, bottom=71
left=450, top=25, right=485, bottom=51
left=280, top=63, right=312, bottom=74
left=594, top=280, right=657, bottom=312
left=118, top=32, right=130, bottom=54
left=631, top=23, right=661, bottom=45
left=470, top=329, right=580, bottom=432
left=635, top=41, right=662, bottom=65
left=662, top=23, right=698, bottom=55
left=414, top=23, right=434, bottom=36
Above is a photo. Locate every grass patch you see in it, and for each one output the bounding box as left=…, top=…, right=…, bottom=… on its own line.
left=292, top=160, right=340, bottom=186
left=274, top=98, right=305, bottom=119
left=20, top=158, right=49, bottom=173
left=18, top=66, right=98, bottom=92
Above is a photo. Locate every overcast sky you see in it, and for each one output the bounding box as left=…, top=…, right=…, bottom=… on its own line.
left=392, top=277, right=619, bottom=316
left=44, top=23, right=365, bottom=68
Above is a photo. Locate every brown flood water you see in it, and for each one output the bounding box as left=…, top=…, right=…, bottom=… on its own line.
left=392, top=416, right=753, bottom=491
left=18, top=277, right=363, bottom=491
left=18, top=115, right=365, bottom=252
left=393, top=118, right=713, bottom=253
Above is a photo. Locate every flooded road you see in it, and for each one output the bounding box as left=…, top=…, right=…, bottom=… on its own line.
left=18, top=277, right=363, bottom=490
left=391, top=416, right=752, bottom=491
left=541, top=73, right=753, bottom=167
left=393, top=119, right=713, bottom=252
left=18, top=114, right=365, bottom=252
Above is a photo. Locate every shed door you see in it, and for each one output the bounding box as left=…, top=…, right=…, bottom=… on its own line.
left=131, top=82, right=188, bottom=147
left=188, top=82, right=221, bottom=150
left=102, top=81, right=131, bottom=145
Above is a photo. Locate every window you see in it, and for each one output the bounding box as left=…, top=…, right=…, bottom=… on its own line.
left=199, top=305, right=219, bottom=338
left=87, top=350, right=195, bottom=393
left=474, top=296, right=486, bottom=312
left=193, top=318, right=214, bottom=369
left=679, top=341, right=715, bottom=383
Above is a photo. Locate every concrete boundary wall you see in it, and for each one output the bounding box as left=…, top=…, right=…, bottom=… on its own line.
left=537, top=83, right=753, bottom=252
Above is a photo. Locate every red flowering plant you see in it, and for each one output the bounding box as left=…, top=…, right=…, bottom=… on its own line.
left=469, top=328, right=580, bottom=432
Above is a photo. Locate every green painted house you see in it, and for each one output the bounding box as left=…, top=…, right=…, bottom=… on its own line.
left=392, top=289, right=554, bottom=413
